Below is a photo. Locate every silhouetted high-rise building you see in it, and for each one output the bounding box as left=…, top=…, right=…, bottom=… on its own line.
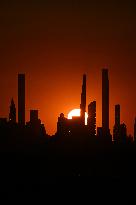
left=30, top=110, right=38, bottom=123
left=57, top=113, right=68, bottom=136
left=102, top=69, right=109, bottom=137
left=9, top=98, right=16, bottom=123
left=18, top=74, right=25, bottom=126
left=134, top=118, right=136, bottom=142
left=120, top=123, right=127, bottom=144
left=115, top=104, right=120, bottom=126
left=80, top=74, right=86, bottom=125
left=113, top=104, right=120, bottom=143
left=97, top=127, right=103, bottom=138
left=26, top=109, right=46, bottom=137
left=88, top=101, right=96, bottom=136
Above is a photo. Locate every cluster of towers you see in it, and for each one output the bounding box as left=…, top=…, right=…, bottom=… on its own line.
left=0, top=70, right=136, bottom=144
left=8, top=74, right=26, bottom=125
left=57, top=69, right=109, bottom=139
left=9, top=74, right=35, bottom=125
left=57, top=72, right=96, bottom=138
left=57, top=69, right=135, bottom=144
left=0, top=74, right=45, bottom=137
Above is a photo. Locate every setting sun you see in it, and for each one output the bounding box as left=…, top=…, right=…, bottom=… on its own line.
left=68, top=109, right=88, bottom=125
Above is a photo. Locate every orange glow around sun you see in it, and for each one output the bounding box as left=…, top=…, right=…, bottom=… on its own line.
left=68, top=109, right=88, bottom=125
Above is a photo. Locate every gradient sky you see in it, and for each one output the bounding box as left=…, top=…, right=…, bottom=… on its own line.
left=0, top=0, right=136, bottom=135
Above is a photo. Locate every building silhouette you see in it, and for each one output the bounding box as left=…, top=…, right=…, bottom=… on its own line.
left=97, top=127, right=103, bottom=138
left=30, top=110, right=38, bottom=123
left=115, top=104, right=120, bottom=126
left=113, top=104, right=120, bottom=143
left=18, top=74, right=25, bottom=126
left=26, top=109, right=46, bottom=137
left=88, top=101, right=96, bottom=136
left=120, top=123, right=127, bottom=144
left=57, top=113, right=69, bottom=136
left=9, top=98, right=16, bottom=123
left=80, top=74, right=86, bottom=126
left=102, top=69, right=110, bottom=138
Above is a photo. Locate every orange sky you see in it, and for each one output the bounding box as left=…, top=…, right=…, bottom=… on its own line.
left=0, top=1, right=136, bottom=135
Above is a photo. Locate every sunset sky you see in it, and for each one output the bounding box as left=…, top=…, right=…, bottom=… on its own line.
left=0, top=0, right=136, bottom=135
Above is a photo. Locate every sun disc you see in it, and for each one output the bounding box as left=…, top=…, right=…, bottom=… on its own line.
left=68, top=109, right=88, bottom=125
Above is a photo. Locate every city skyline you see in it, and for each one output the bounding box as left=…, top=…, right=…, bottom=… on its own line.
left=0, top=0, right=136, bottom=197
left=0, top=69, right=135, bottom=140
left=0, top=1, right=136, bottom=136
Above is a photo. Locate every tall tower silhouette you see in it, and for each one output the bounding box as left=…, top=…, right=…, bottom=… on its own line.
left=113, top=104, right=120, bottom=143
left=88, top=101, right=96, bottom=136
left=18, top=74, right=25, bottom=126
left=80, top=74, right=86, bottom=125
left=115, top=104, right=120, bottom=126
left=9, top=98, right=16, bottom=123
left=102, top=69, right=109, bottom=137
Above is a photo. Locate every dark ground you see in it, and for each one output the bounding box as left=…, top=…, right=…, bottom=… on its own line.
left=0, top=142, right=136, bottom=202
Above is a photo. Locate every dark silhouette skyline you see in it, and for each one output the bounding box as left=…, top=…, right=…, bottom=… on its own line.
left=0, top=67, right=136, bottom=200
left=0, top=69, right=135, bottom=142
left=0, top=69, right=135, bottom=145
left=0, top=1, right=136, bottom=137
left=1, top=1, right=136, bottom=200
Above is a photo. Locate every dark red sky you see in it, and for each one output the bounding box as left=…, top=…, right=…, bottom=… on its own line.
left=0, top=0, right=136, bottom=135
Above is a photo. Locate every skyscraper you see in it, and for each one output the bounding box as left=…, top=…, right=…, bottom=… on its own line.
left=102, top=69, right=109, bottom=137
left=9, top=98, right=16, bottom=123
left=18, top=74, right=25, bottom=126
left=30, top=110, right=38, bottom=123
left=113, top=104, right=120, bottom=143
left=80, top=74, right=86, bottom=125
left=120, top=123, right=127, bottom=144
left=57, top=113, right=68, bottom=136
left=115, top=104, right=120, bottom=126
left=88, top=101, right=96, bottom=136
